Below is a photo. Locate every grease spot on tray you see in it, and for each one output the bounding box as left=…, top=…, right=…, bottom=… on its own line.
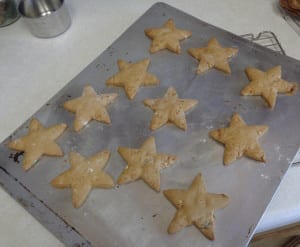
left=9, top=151, right=24, bottom=163
left=152, top=213, right=158, bottom=218
left=260, top=174, right=269, bottom=180
left=275, top=145, right=284, bottom=161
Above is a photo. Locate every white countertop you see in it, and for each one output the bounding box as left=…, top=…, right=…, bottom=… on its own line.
left=0, top=0, right=300, bottom=246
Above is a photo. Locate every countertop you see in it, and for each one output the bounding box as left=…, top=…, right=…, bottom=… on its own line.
left=0, top=0, right=299, bottom=246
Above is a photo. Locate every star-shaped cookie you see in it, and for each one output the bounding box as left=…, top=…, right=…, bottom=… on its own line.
left=144, top=87, right=198, bottom=131
left=164, top=173, right=229, bottom=240
left=64, top=85, right=118, bottom=131
left=8, top=119, right=67, bottom=171
left=117, top=136, right=177, bottom=191
left=106, top=58, right=159, bottom=99
left=209, top=113, right=268, bottom=165
left=51, top=151, right=114, bottom=208
left=145, top=19, right=192, bottom=54
left=188, top=38, right=238, bottom=74
left=241, top=66, right=298, bottom=109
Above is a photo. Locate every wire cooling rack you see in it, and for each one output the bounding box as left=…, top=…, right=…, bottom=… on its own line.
left=241, top=31, right=286, bottom=55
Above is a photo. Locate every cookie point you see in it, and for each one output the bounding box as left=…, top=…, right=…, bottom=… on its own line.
left=23, top=164, right=32, bottom=171
left=73, top=201, right=81, bottom=209
left=150, top=125, right=157, bottom=131
left=209, top=129, right=219, bottom=139
left=223, top=159, right=231, bottom=166
left=290, top=83, right=298, bottom=94
left=153, top=186, right=160, bottom=192
left=74, top=125, right=82, bottom=132
left=117, top=176, right=127, bottom=185
left=181, top=125, right=187, bottom=131
left=196, top=172, right=203, bottom=178
left=167, top=222, right=180, bottom=234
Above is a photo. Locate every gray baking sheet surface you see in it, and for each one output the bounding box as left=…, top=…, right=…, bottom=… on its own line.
left=0, top=2, right=300, bottom=247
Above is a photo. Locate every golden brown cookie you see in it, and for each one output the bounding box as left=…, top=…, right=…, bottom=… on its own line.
left=241, top=66, right=298, bottom=109
left=289, top=0, right=300, bottom=10
left=8, top=119, right=66, bottom=171
left=145, top=19, right=192, bottom=54
left=51, top=151, right=114, bottom=208
left=188, top=38, right=238, bottom=74
left=106, top=58, right=159, bottom=99
left=117, top=136, right=177, bottom=191
left=164, top=173, right=229, bottom=240
left=280, top=0, right=300, bottom=17
left=144, top=87, right=198, bottom=131
left=64, top=85, right=118, bottom=131
left=209, top=113, right=268, bottom=165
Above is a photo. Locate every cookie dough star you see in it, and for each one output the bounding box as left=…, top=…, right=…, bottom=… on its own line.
left=64, top=85, right=118, bottom=131
left=106, top=58, right=159, bottom=99
left=51, top=151, right=114, bottom=208
left=188, top=37, right=238, bottom=74
left=144, top=87, right=198, bottom=131
left=241, top=66, right=298, bottom=109
left=117, top=136, right=177, bottom=191
left=209, top=113, right=268, bottom=165
left=164, top=173, right=229, bottom=240
left=145, top=19, right=192, bottom=54
left=8, top=119, right=67, bottom=171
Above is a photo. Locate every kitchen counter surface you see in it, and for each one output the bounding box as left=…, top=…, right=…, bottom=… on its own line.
left=0, top=0, right=299, bottom=246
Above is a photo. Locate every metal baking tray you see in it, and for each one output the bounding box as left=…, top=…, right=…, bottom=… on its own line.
left=0, top=2, right=299, bottom=247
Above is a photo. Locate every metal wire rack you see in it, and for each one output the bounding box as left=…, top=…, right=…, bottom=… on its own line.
left=240, top=31, right=286, bottom=55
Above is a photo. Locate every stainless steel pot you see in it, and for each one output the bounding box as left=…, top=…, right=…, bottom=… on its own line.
left=18, top=0, right=71, bottom=38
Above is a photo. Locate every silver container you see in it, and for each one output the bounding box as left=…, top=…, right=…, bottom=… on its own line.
left=18, top=0, right=71, bottom=38
left=0, top=0, right=20, bottom=27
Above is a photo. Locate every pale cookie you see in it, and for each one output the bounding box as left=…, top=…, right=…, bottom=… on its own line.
left=145, top=19, right=192, bottom=54
left=64, top=85, right=118, bottom=131
left=164, top=173, right=229, bottom=240
left=117, top=136, right=177, bottom=192
left=209, top=113, right=268, bottom=165
left=51, top=151, right=114, bottom=208
left=188, top=37, right=238, bottom=74
left=241, top=66, right=298, bottom=109
left=106, top=58, right=159, bottom=99
left=8, top=119, right=66, bottom=171
left=144, top=87, right=198, bottom=131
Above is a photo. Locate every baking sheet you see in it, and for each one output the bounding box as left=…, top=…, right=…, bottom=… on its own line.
left=0, top=2, right=300, bottom=247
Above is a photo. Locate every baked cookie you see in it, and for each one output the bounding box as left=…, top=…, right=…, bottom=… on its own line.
left=106, top=58, right=159, bottom=99
left=64, top=85, right=118, bottom=131
left=289, top=0, right=300, bottom=9
left=144, top=87, right=198, bottom=131
left=164, top=173, right=229, bottom=240
left=280, top=0, right=300, bottom=16
left=188, top=38, right=238, bottom=74
left=241, top=66, right=298, bottom=109
left=117, top=136, right=177, bottom=191
left=8, top=119, right=66, bottom=171
left=145, top=19, right=192, bottom=54
left=51, top=151, right=114, bottom=208
left=209, top=113, right=268, bottom=165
